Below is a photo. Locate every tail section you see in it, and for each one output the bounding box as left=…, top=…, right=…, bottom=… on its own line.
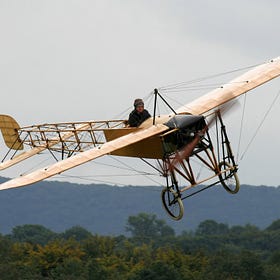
left=0, top=115, right=23, bottom=150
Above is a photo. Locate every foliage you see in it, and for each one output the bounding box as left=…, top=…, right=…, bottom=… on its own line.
left=60, top=226, right=92, bottom=241
left=196, top=219, right=229, bottom=235
left=9, top=224, right=57, bottom=245
left=126, top=212, right=175, bottom=243
left=266, top=219, right=280, bottom=231
left=0, top=215, right=279, bottom=279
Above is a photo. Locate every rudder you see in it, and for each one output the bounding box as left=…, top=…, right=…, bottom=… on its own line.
left=0, top=115, right=23, bottom=150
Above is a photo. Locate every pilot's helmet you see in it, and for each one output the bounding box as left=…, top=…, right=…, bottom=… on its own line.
left=134, top=98, right=144, bottom=108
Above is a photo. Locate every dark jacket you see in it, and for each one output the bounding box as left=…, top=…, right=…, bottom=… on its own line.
left=128, top=109, right=151, bottom=127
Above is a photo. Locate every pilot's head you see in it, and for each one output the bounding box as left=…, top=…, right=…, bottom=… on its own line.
left=134, top=98, right=144, bottom=113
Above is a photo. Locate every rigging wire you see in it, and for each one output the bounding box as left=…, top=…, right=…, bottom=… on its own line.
left=239, top=89, right=280, bottom=161
left=18, top=155, right=52, bottom=176
left=112, top=91, right=154, bottom=120
left=236, top=93, right=247, bottom=163
left=112, top=106, right=131, bottom=120
left=56, top=173, right=163, bottom=192
left=112, top=63, right=259, bottom=121
left=145, top=91, right=155, bottom=110
left=160, top=81, right=250, bottom=94
left=160, top=86, right=218, bottom=93
left=84, top=156, right=160, bottom=175
left=157, top=91, right=188, bottom=110
left=90, top=159, right=141, bottom=172
left=109, top=156, right=164, bottom=186
left=158, top=63, right=260, bottom=90
left=56, top=174, right=130, bottom=186
left=55, top=159, right=161, bottom=186
left=62, top=173, right=156, bottom=178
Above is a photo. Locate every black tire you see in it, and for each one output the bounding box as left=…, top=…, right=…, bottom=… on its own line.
left=161, top=187, right=184, bottom=220
left=219, top=161, right=240, bottom=194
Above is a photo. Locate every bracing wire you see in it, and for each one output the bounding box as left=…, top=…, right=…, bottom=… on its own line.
left=154, top=65, right=260, bottom=117
left=57, top=173, right=163, bottom=192
left=112, top=91, right=154, bottom=120
left=61, top=153, right=164, bottom=187
left=56, top=174, right=130, bottom=186
left=145, top=91, right=155, bottom=113
left=109, top=156, right=164, bottom=186
left=158, top=63, right=260, bottom=91
left=239, top=89, right=280, bottom=161
left=55, top=161, right=161, bottom=186
left=19, top=156, right=51, bottom=176
left=111, top=63, right=259, bottom=121
left=236, top=93, right=247, bottom=163
left=157, top=90, right=187, bottom=110
left=86, top=156, right=160, bottom=177
left=160, top=81, right=250, bottom=94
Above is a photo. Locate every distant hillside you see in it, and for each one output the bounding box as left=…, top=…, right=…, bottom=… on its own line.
left=0, top=177, right=279, bottom=235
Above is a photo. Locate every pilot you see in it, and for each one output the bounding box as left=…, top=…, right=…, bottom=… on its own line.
left=128, top=98, right=151, bottom=127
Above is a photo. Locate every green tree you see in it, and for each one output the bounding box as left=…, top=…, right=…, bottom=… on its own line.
left=266, top=219, right=280, bottom=231
left=129, top=261, right=181, bottom=280
left=238, top=250, right=265, bottom=280
left=10, top=224, right=57, bottom=245
left=126, top=213, right=175, bottom=242
left=82, top=235, right=116, bottom=258
left=0, top=234, right=13, bottom=262
left=29, top=239, right=86, bottom=278
left=269, top=251, right=280, bottom=265
left=4, top=242, right=44, bottom=279
left=61, top=225, right=92, bottom=241
left=196, top=220, right=229, bottom=236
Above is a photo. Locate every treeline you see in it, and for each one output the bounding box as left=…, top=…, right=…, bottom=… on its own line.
left=1, top=213, right=280, bottom=279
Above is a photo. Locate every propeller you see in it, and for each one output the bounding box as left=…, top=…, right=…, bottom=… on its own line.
left=168, top=100, right=240, bottom=172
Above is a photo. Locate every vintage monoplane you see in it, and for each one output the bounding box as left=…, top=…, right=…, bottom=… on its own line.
left=1, top=57, right=280, bottom=220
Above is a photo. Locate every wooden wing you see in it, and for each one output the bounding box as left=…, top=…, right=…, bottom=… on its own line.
left=176, top=57, right=280, bottom=115
left=0, top=124, right=168, bottom=190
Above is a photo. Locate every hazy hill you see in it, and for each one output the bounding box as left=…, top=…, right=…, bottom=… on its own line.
left=0, top=177, right=279, bottom=235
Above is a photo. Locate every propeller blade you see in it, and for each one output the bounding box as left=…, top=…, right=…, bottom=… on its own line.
left=169, top=126, right=207, bottom=171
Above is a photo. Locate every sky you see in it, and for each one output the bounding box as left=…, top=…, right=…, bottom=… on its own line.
left=0, top=0, right=280, bottom=187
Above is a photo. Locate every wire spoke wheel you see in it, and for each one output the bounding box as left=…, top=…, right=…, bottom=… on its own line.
left=219, top=161, right=240, bottom=194
left=161, top=187, right=184, bottom=220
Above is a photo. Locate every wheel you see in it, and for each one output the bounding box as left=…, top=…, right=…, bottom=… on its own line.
left=161, top=187, right=184, bottom=220
left=218, top=161, right=240, bottom=194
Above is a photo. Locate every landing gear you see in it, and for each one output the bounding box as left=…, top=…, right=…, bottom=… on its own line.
left=158, top=110, right=240, bottom=221
left=219, top=161, right=240, bottom=194
left=161, top=187, right=184, bottom=221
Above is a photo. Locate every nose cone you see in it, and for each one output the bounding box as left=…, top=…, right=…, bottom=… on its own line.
left=165, top=114, right=205, bottom=130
